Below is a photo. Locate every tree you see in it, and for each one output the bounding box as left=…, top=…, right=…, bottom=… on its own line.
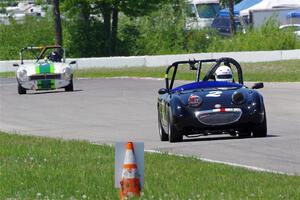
left=92, top=0, right=166, bottom=56
left=219, top=0, right=241, bottom=7
left=62, top=0, right=168, bottom=56
left=220, top=0, right=239, bottom=35
left=53, top=0, right=63, bottom=46
left=229, top=0, right=235, bottom=35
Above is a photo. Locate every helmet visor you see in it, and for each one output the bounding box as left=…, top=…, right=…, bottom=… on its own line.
left=217, top=74, right=232, bottom=79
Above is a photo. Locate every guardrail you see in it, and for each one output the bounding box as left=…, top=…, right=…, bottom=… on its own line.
left=1, top=49, right=299, bottom=72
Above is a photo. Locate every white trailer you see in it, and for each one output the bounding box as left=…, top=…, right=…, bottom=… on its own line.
left=249, top=7, right=300, bottom=28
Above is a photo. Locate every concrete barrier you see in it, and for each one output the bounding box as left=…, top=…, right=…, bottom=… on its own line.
left=1, top=49, right=299, bottom=72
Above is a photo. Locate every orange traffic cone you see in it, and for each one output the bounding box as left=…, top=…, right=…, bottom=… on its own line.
left=120, top=142, right=141, bottom=199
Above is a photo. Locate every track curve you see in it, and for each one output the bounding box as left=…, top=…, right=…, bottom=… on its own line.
left=0, top=78, right=299, bottom=175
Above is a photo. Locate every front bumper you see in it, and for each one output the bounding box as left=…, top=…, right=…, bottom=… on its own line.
left=173, top=107, right=264, bottom=135
left=18, top=74, right=71, bottom=90
left=195, top=108, right=242, bottom=126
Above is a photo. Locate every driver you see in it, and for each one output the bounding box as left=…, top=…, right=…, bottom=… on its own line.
left=47, top=51, right=62, bottom=62
left=214, top=65, right=233, bottom=82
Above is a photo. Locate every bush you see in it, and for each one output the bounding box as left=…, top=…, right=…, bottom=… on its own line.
left=0, top=3, right=299, bottom=60
left=207, top=20, right=300, bottom=52
left=0, top=16, right=54, bottom=60
left=118, top=2, right=187, bottom=55
left=117, top=3, right=300, bottom=56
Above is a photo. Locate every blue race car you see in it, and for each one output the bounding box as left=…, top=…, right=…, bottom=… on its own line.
left=157, top=57, right=267, bottom=143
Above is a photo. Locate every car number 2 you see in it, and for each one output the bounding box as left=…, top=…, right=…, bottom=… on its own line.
left=206, top=91, right=222, bottom=97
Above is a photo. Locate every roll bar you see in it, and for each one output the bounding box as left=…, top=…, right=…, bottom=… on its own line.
left=165, top=57, right=243, bottom=90
left=19, top=45, right=65, bottom=64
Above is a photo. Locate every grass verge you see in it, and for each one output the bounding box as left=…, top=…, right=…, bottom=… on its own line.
left=1, top=60, right=300, bottom=82
left=0, top=131, right=299, bottom=199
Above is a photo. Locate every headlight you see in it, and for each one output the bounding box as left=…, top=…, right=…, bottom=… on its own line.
left=62, top=67, right=72, bottom=79
left=232, top=92, right=245, bottom=105
left=18, top=69, right=28, bottom=82
left=188, top=94, right=203, bottom=107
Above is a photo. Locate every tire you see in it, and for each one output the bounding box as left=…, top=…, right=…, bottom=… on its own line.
left=238, top=130, right=251, bottom=138
left=252, top=111, right=267, bottom=137
left=158, top=111, right=168, bottom=141
left=18, top=83, right=26, bottom=95
left=168, top=108, right=183, bottom=143
left=65, top=79, right=74, bottom=92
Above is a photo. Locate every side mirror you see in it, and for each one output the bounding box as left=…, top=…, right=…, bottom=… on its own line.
left=13, top=63, right=19, bottom=67
left=69, top=61, right=76, bottom=65
left=158, top=88, right=168, bottom=95
left=252, top=82, right=264, bottom=89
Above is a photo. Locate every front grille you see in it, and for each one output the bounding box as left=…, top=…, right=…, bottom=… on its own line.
left=195, top=108, right=242, bottom=126
left=29, top=74, right=61, bottom=81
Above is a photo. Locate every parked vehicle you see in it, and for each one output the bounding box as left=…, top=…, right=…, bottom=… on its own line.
left=157, top=57, right=267, bottom=143
left=279, top=24, right=300, bottom=38
left=211, top=16, right=248, bottom=36
left=186, top=0, right=220, bottom=29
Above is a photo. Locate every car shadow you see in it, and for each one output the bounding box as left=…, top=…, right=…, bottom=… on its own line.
left=182, top=134, right=279, bottom=143
left=28, top=89, right=83, bottom=95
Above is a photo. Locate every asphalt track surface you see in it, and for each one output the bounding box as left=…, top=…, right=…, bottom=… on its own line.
left=0, top=78, right=299, bottom=175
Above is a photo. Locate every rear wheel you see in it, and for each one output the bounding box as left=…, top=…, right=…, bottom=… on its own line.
left=252, top=111, right=267, bottom=137
left=158, top=110, right=168, bottom=141
left=168, top=108, right=182, bottom=143
left=65, top=79, right=74, bottom=92
left=18, top=83, right=26, bottom=95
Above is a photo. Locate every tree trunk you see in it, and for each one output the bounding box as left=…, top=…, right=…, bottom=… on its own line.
left=53, top=0, right=62, bottom=46
left=229, top=0, right=235, bottom=35
left=111, top=7, right=118, bottom=56
left=101, top=3, right=112, bottom=56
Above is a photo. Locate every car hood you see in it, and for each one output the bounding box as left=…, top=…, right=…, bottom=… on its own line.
left=172, top=82, right=251, bottom=109
left=171, top=81, right=243, bottom=93
left=17, top=61, right=69, bottom=76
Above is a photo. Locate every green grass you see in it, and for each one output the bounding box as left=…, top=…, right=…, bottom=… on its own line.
left=1, top=60, right=300, bottom=82
left=0, top=132, right=300, bottom=199
left=0, top=71, right=15, bottom=78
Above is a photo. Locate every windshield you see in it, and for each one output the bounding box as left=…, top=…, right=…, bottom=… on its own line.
left=186, top=4, right=197, bottom=18
left=196, top=3, right=220, bottom=18
left=20, top=46, right=64, bottom=64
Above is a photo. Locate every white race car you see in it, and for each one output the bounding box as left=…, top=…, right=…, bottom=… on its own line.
left=14, top=45, right=76, bottom=94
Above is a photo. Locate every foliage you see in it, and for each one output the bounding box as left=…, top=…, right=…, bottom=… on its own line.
left=120, top=2, right=187, bottom=55
left=220, top=0, right=242, bottom=7
left=0, top=1, right=299, bottom=60
left=0, top=16, right=54, bottom=60
left=117, top=2, right=300, bottom=56
left=62, top=1, right=105, bottom=58
left=207, top=20, right=300, bottom=52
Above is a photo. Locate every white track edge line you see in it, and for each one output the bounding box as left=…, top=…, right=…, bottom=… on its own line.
left=145, top=149, right=295, bottom=176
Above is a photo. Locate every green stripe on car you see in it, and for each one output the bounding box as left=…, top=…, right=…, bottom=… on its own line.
left=35, top=65, right=40, bottom=74
left=51, top=80, right=55, bottom=89
left=35, top=63, right=55, bottom=74
left=37, top=80, right=56, bottom=90
left=50, top=63, right=55, bottom=73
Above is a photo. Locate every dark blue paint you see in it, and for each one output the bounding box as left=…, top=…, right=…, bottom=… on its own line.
left=171, top=81, right=242, bottom=93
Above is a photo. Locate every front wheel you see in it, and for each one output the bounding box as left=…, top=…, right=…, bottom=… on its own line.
left=158, top=111, right=168, bottom=141
left=238, top=131, right=251, bottom=138
left=168, top=108, right=182, bottom=143
left=65, top=79, right=74, bottom=92
left=252, top=111, right=267, bottom=137
left=18, top=83, right=26, bottom=94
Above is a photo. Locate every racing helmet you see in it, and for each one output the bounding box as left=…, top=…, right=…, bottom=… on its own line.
left=215, top=65, right=233, bottom=82
left=48, top=51, right=62, bottom=62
